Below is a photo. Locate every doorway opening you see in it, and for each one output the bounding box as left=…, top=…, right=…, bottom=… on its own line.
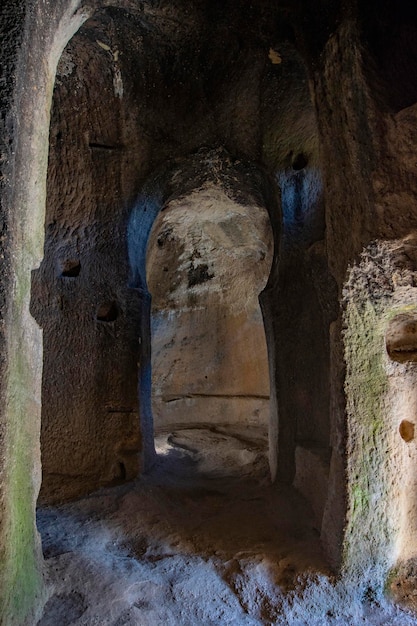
left=146, top=181, right=274, bottom=481
left=125, top=148, right=280, bottom=479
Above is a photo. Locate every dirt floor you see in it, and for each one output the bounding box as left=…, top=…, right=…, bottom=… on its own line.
left=36, top=426, right=417, bottom=625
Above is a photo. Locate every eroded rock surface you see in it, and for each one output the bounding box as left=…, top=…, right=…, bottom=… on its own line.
left=147, top=183, right=273, bottom=433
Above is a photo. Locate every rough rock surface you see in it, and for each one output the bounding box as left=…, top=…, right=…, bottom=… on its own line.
left=147, top=183, right=273, bottom=433
left=36, top=427, right=417, bottom=626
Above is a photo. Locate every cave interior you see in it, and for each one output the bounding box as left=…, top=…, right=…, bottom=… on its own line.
left=2, top=0, right=417, bottom=624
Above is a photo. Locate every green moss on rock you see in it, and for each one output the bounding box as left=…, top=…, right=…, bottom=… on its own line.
left=341, top=244, right=417, bottom=592
left=1, top=316, right=44, bottom=625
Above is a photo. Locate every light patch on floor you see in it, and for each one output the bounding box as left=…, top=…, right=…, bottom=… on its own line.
left=37, top=427, right=417, bottom=625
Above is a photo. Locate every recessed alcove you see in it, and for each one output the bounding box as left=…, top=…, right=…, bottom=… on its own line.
left=399, top=420, right=415, bottom=443
left=146, top=181, right=273, bottom=479
left=292, top=152, right=309, bottom=171
left=59, top=259, right=81, bottom=278
left=96, top=301, right=119, bottom=322
left=386, top=313, right=417, bottom=363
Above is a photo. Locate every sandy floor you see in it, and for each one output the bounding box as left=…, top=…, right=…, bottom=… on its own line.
left=36, top=426, right=417, bottom=625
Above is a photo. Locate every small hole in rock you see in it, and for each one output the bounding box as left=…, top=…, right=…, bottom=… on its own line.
left=363, top=586, right=378, bottom=603
left=399, top=420, right=415, bottom=443
left=292, top=153, right=308, bottom=170
left=96, top=301, right=118, bottom=322
left=118, top=462, right=126, bottom=480
left=60, top=259, right=81, bottom=277
left=386, top=313, right=417, bottom=363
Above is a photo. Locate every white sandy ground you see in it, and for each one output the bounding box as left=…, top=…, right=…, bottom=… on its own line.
left=36, top=426, right=417, bottom=626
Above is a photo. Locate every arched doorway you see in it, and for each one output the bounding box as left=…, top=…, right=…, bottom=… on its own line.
left=147, top=175, right=273, bottom=479
left=127, top=148, right=279, bottom=478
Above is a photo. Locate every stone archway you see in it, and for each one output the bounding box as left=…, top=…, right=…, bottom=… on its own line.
left=147, top=183, right=272, bottom=442
left=127, top=148, right=279, bottom=475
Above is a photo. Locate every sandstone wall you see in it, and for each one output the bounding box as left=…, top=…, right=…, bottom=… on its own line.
left=147, top=183, right=273, bottom=434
